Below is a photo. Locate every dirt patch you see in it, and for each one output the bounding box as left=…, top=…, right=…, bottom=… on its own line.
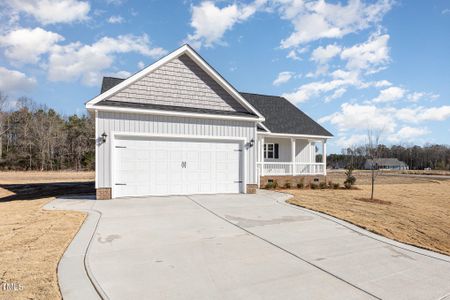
left=287, top=180, right=450, bottom=256
left=0, top=172, right=91, bottom=299
left=0, top=198, right=86, bottom=300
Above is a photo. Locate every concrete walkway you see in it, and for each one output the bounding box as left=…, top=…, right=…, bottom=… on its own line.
left=46, top=191, right=450, bottom=300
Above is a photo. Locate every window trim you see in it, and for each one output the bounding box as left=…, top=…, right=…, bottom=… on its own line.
left=264, top=143, right=278, bottom=159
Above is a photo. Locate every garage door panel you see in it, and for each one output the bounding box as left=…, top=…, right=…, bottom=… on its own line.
left=113, top=137, right=242, bottom=198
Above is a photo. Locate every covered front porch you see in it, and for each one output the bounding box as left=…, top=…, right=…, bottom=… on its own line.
left=256, top=133, right=327, bottom=178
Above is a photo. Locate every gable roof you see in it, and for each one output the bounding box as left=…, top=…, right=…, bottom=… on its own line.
left=99, top=80, right=333, bottom=138
left=86, top=44, right=264, bottom=121
left=240, top=92, right=333, bottom=137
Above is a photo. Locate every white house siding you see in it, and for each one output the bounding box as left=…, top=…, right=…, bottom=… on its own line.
left=263, top=137, right=291, bottom=162
left=295, top=139, right=313, bottom=163
left=96, top=111, right=257, bottom=188
left=108, top=55, right=247, bottom=113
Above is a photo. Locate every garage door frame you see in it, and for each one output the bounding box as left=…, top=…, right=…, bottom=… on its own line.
left=110, top=131, right=247, bottom=198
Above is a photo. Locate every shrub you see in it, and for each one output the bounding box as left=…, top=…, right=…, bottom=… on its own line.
left=344, top=167, right=356, bottom=189
left=284, top=182, right=291, bottom=189
left=273, top=180, right=278, bottom=189
left=319, top=182, right=327, bottom=189
left=297, top=182, right=304, bottom=189
left=310, top=183, right=318, bottom=190
left=333, top=183, right=340, bottom=189
left=265, top=182, right=274, bottom=189
left=327, top=180, right=333, bottom=188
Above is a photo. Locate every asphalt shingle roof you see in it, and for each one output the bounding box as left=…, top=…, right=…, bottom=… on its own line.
left=101, top=77, right=125, bottom=93
left=99, top=77, right=333, bottom=137
left=240, top=92, right=333, bottom=137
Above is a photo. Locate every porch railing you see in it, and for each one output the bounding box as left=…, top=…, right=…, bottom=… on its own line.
left=257, top=162, right=325, bottom=176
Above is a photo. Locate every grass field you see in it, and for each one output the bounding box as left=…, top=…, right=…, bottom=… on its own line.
left=287, top=171, right=450, bottom=256
left=0, top=172, right=93, bottom=299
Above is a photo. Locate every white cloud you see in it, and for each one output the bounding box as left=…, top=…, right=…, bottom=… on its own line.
left=322, top=102, right=450, bottom=146
left=372, top=80, right=392, bottom=87
left=340, top=32, right=390, bottom=73
left=108, top=15, right=124, bottom=24
left=273, top=71, right=294, bottom=86
left=442, top=8, right=450, bottom=15
left=186, top=0, right=266, bottom=48
left=0, top=67, right=36, bottom=93
left=287, top=49, right=301, bottom=60
left=286, top=47, right=308, bottom=60
left=137, top=61, right=145, bottom=69
left=306, top=64, right=329, bottom=78
left=278, top=0, right=393, bottom=48
left=319, top=102, right=395, bottom=133
left=372, top=86, right=406, bottom=103
left=406, top=92, right=439, bottom=102
left=310, top=44, right=341, bottom=64
left=396, top=106, right=450, bottom=123
left=47, top=34, right=167, bottom=86
left=8, top=0, right=90, bottom=25
left=283, top=69, right=361, bottom=103
left=387, top=126, right=429, bottom=143
left=107, top=70, right=131, bottom=78
left=336, top=134, right=367, bottom=148
left=325, top=87, right=346, bottom=102
left=0, top=27, right=63, bottom=65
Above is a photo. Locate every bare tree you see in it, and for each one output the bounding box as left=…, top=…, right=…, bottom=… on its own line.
left=0, top=91, right=9, bottom=159
left=366, top=129, right=382, bottom=200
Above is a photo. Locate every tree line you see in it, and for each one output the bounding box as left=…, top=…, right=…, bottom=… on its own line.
left=0, top=92, right=94, bottom=171
left=328, top=144, right=450, bottom=170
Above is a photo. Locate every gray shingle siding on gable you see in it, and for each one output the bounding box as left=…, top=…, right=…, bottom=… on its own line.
left=240, top=92, right=333, bottom=137
left=105, top=54, right=248, bottom=113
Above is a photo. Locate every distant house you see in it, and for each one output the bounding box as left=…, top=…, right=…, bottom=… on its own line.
left=364, top=158, right=409, bottom=170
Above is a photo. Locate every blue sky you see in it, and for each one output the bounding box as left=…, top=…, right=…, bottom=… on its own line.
left=0, top=0, right=449, bottom=153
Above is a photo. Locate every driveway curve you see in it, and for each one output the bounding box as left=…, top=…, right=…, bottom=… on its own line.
left=47, top=191, right=450, bottom=300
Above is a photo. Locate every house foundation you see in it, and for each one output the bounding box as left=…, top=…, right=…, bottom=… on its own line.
left=96, top=188, right=112, bottom=200
left=259, top=175, right=326, bottom=188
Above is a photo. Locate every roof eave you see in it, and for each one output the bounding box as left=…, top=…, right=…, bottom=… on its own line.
left=87, top=104, right=263, bottom=122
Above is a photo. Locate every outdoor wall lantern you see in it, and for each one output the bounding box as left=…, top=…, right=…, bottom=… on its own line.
left=101, top=132, right=108, bottom=143
left=249, top=139, right=255, bottom=147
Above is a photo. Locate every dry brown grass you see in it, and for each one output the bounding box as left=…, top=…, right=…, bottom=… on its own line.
left=287, top=179, right=450, bottom=256
left=0, top=172, right=88, bottom=300
left=0, top=171, right=94, bottom=184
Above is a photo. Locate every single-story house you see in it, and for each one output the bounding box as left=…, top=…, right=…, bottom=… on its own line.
left=85, top=45, right=333, bottom=199
left=364, top=158, right=409, bottom=170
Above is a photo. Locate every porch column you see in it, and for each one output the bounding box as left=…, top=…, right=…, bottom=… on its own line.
left=291, top=138, right=295, bottom=175
left=261, top=137, right=265, bottom=176
left=323, top=139, right=327, bottom=176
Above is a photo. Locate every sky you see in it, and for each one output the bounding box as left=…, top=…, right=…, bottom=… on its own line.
left=0, top=0, right=449, bottom=153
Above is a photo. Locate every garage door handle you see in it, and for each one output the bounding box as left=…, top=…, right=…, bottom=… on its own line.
left=181, top=161, right=187, bottom=168
left=115, top=183, right=127, bottom=185
left=234, top=181, right=243, bottom=183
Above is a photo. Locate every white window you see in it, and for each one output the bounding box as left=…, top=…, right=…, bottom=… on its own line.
left=264, top=143, right=279, bottom=159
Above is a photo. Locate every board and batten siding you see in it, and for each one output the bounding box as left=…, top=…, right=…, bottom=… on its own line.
left=96, top=111, right=257, bottom=188
left=258, top=137, right=315, bottom=163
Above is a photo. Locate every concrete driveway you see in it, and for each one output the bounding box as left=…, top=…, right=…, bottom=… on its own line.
left=47, top=191, right=450, bottom=300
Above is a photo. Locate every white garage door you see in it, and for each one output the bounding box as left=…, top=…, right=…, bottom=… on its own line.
left=113, top=136, right=242, bottom=198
